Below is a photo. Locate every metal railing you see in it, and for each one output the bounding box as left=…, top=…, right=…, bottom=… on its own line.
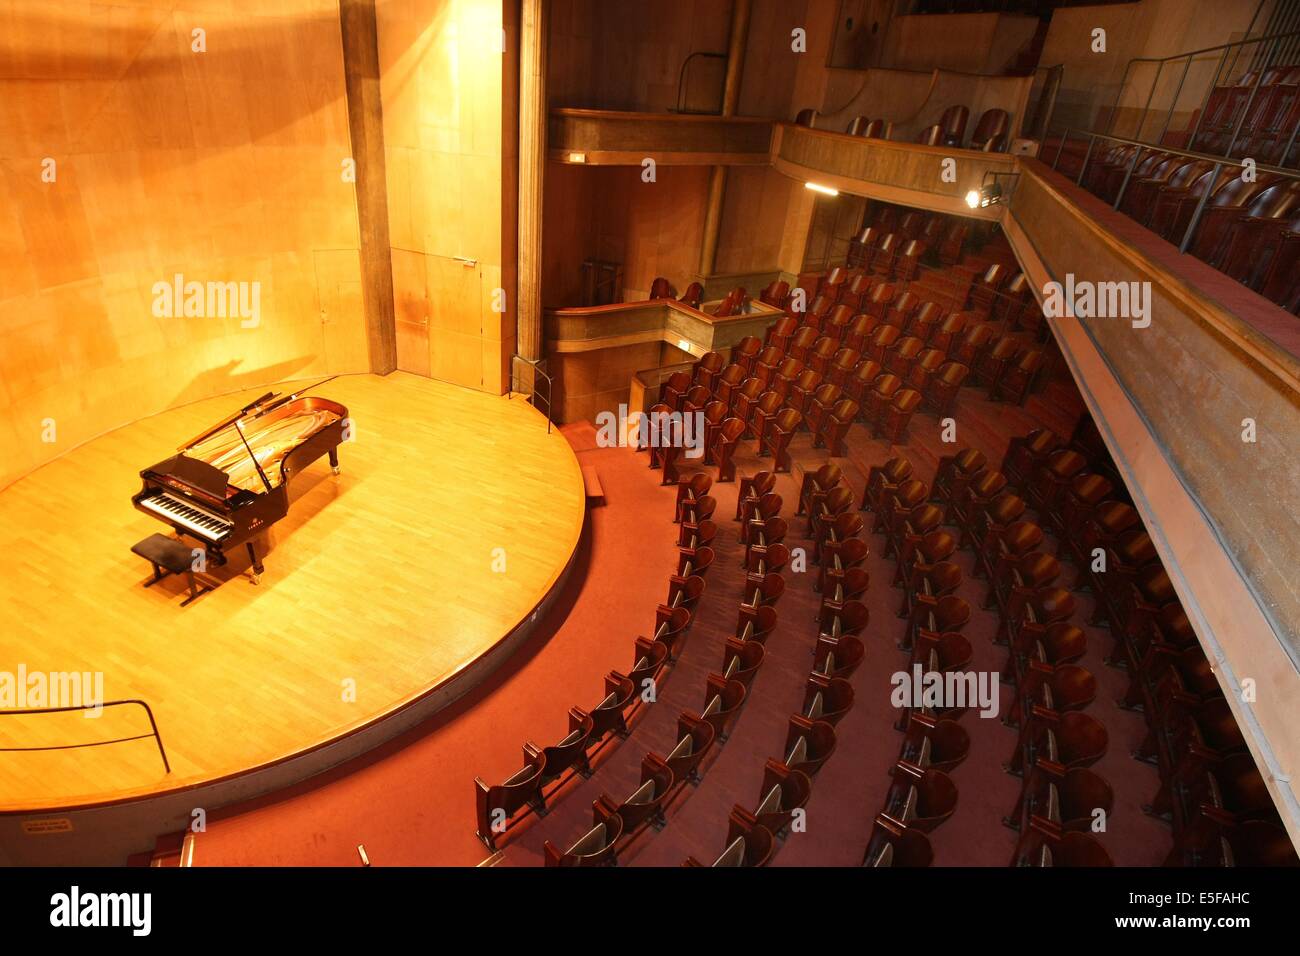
left=0, top=698, right=171, bottom=773
left=1024, top=64, right=1065, bottom=142
left=674, top=51, right=727, bottom=115
left=509, top=354, right=554, bottom=433
left=1104, top=27, right=1300, bottom=162
left=1049, top=128, right=1300, bottom=253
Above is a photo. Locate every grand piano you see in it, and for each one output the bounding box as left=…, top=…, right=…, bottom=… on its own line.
left=132, top=381, right=348, bottom=583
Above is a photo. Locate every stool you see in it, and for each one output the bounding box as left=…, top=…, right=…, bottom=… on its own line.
left=132, top=533, right=211, bottom=606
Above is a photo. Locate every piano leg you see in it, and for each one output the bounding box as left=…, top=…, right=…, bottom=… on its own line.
left=246, top=541, right=264, bottom=585
left=329, top=448, right=341, bottom=476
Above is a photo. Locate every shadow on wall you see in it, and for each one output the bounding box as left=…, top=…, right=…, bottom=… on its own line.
left=0, top=0, right=426, bottom=487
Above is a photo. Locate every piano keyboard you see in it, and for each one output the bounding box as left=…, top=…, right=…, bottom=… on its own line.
left=139, top=492, right=234, bottom=541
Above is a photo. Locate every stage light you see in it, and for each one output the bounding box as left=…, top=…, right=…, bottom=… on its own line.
left=967, top=182, right=1005, bottom=209
left=805, top=182, right=839, bottom=196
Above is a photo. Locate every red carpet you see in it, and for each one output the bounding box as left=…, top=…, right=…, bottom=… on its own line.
left=192, top=280, right=1173, bottom=867
left=190, top=420, right=679, bottom=866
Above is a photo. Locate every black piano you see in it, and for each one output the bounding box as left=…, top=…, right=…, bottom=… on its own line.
left=132, top=382, right=349, bottom=582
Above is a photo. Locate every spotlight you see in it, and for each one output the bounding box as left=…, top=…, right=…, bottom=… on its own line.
left=968, top=181, right=1005, bottom=209
left=805, top=182, right=839, bottom=196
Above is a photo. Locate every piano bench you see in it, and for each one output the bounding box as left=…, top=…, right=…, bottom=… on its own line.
left=131, top=533, right=211, bottom=607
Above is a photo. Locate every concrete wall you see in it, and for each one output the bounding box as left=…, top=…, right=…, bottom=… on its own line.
left=378, top=0, right=515, bottom=393
left=883, top=12, right=1041, bottom=75
left=0, top=0, right=369, bottom=489
left=1039, top=0, right=1270, bottom=137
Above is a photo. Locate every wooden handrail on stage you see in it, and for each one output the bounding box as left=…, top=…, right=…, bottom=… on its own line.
left=0, top=699, right=171, bottom=774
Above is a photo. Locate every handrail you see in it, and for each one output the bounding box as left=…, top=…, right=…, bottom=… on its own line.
left=510, top=354, right=554, bottom=433
left=1107, top=27, right=1300, bottom=144
left=674, top=51, right=726, bottom=115
left=1053, top=128, right=1300, bottom=180
left=1049, top=127, right=1300, bottom=253
left=0, top=699, right=171, bottom=773
left=1024, top=64, right=1064, bottom=142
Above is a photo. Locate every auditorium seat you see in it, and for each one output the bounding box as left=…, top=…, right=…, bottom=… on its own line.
left=814, top=633, right=866, bottom=679
left=803, top=672, right=854, bottom=725
left=594, top=753, right=675, bottom=835
left=660, top=372, right=691, bottom=412
left=970, top=108, right=1010, bottom=152
left=734, top=760, right=813, bottom=838
left=684, top=812, right=774, bottom=867
left=765, top=317, right=797, bottom=352
left=575, top=673, right=637, bottom=743
left=902, top=592, right=970, bottom=655
left=693, top=351, right=725, bottom=393
left=928, top=310, right=969, bottom=352
left=536, top=713, right=595, bottom=786
left=876, top=388, right=922, bottom=444
left=968, top=263, right=1006, bottom=317
left=544, top=803, right=623, bottom=867
left=1011, top=817, right=1113, bottom=867
left=679, top=281, right=705, bottom=309
left=722, top=637, right=766, bottom=688
left=815, top=398, right=859, bottom=457
left=763, top=408, right=803, bottom=472
left=923, top=361, right=969, bottom=417
left=884, top=290, right=920, bottom=329
left=1007, top=763, right=1114, bottom=835
left=759, top=279, right=790, bottom=308
left=700, top=675, right=748, bottom=740
left=474, top=748, right=547, bottom=849
left=895, top=239, right=926, bottom=282
left=662, top=713, right=716, bottom=786
left=788, top=325, right=820, bottom=362
left=882, top=761, right=959, bottom=832
left=863, top=813, right=934, bottom=867
left=1006, top=709, right=1108, bottom=776
left=899, top=713, right=970, bottom=773
left=750, top=391, right=785, bottom=446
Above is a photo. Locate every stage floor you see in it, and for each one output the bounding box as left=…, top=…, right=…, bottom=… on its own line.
left=0, top=373, right=584, bottom=812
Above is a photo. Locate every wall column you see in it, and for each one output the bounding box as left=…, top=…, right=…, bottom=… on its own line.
left=698, top=0, right=752, bottom=276
left=339, top=0, right=397, bottom=374
left=517, top=0, right=547, bottom=365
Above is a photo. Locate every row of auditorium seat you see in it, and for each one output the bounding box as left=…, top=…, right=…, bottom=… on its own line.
left=687, top=465, right=864, bottom=865
left=866, top=445, right=1116, bottom=866
left=648, top=277, right=755, bottom=317
left=795, top=104, right=1012, bottom=153
left=540, top=473, right=804, bottom=864
left=473, top=481, right=720, bottom=854
left=1078, top=141, right=1300, bottom=313
left=1174, top=65, right=1300, bottom=165
left=999, top=422, right=1298, bottom=866
left=864, top=456, right=968, bottom=861
left=649, top=262, right=1049, bottom=489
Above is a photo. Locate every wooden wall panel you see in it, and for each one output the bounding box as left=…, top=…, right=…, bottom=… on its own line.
left=541, top=163, right=711, bottom=306
left=377, top=0, right=512, bottom=393
left=548, top=0, right=733, bottom=113
left=0, top=0, right=368, bottom=489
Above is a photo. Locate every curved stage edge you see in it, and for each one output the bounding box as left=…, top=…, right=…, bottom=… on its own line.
left=0, top=373, right=585, bottom=866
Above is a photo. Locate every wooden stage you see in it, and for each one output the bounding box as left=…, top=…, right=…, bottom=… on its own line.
left=0, top=372, right=585, bottom=814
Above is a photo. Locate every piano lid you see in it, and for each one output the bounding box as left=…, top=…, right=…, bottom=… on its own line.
left=145, top=453, right=231, bottom=501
